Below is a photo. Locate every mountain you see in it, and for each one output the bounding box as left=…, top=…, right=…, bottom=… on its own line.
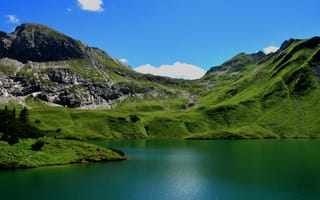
left=0, top=23, right=89, bottom=63
left=0, top=23, right=194, bottom=109
left=190, top=36, right=320, bottom=139
left=1, top=23, right=320, bottom=140
left=205, top=51, right=266, bottom=76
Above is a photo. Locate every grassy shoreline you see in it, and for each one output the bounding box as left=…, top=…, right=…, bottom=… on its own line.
left=2, top=135, right=320, bottom=170
left=0, top=137, right=126, bottom=170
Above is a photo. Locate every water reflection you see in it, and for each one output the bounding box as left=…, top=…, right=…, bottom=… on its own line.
left=1, top=140, right=320, bottom=200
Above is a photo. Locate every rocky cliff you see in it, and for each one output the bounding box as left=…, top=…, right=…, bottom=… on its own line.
left=0, top=23, right=88, bottom=63
left=0, top=23, right=189, bottom=108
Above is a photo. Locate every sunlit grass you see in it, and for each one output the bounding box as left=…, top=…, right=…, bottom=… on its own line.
left=0, top=137, right=126, bottom=169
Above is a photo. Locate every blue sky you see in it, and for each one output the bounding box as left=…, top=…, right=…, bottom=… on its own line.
left=1, top=0, right=319, bottom=79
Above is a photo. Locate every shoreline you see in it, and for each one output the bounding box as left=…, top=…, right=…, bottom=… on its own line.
left=0, top=157, right=127, bottom=171
left=0, top=138, right=127, bottom=170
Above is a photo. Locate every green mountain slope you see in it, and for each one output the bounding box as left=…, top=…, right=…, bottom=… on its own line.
left=23, top=37, right=320, bottom=140
left=188, top=37, right=320, bottom=139
left=1, top=24, right=319, bottom=140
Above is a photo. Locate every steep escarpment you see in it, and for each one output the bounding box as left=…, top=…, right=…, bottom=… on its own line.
left=0, top=24, right=193, bottom=108
left=0, top=23, right=88, bottom=63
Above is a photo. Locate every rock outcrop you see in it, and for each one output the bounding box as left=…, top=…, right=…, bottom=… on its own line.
left=0, top=23, right=186, bottom=108
left=0, top=60, right=156, bottom=108
left=0, top=23, right=181, bottom=108
left=0, top=23, right=88, bottom=63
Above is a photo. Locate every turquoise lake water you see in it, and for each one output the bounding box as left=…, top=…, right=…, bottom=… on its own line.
left=0, top=139, right=319, bottom=200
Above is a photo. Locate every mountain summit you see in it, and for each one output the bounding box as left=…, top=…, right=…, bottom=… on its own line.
left=0, top=23, right=189, bottom=108
left=0, top=23, right=90, bottom=63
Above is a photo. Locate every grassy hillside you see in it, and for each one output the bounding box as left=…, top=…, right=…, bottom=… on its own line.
left=0, top=105, right=126, bottom=169
left=0, top=137, right=126, bottom=169
left=189, top=37, right=320, bottom=139
left=3, top=37, right=320, bottom=140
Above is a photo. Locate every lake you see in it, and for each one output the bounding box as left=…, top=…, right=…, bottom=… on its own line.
left=0, top=139, right=319, bottom=200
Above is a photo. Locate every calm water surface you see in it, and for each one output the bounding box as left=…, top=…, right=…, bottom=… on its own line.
left=0, top=140, right=319, bottom=200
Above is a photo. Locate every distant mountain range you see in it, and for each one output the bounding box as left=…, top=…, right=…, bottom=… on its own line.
left=1, top=23, right=319, bottom=139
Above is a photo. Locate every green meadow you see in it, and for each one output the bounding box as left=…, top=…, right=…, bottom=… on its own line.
left=22, top=38, right=320, bottom=141
left=1, top=37, right=320, bottom=169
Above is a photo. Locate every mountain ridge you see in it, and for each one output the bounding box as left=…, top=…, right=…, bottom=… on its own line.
left=0, top=23, right=89, bottom=63
left=1, top=23, right=320, bottom=140
left=0, top=23, right=195, bottom=109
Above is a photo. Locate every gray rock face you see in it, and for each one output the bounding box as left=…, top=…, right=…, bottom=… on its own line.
left=0, top=23, right=186, bottom=108
left=0, top=66, right=144, bottom=108
left=0, top=23, right=88, bottom=63
left=47, top=69, right=85, bottom=84
left=11, top=76, right=41, bottom=96
left=0, top=23, right=140, bottom=108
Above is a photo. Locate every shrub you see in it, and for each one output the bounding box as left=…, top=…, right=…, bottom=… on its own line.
left=19, top=107, right=29, bottom=123
left=31, top=140, right=45, bottom=151
left=118, top=117, right=126, bottom=121
left=8, top=136, right=20, bottom=145
left=107, top=147, right=125, bottom=156
left=129, top=115, right=140, bottom=123
left=1, top=134, right=19, bottom=145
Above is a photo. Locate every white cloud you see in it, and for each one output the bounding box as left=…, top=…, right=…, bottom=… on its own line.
left=66, top=8, right=72, bottom=12
left=6, top=15, right=19, bottom=24
left=263, top=46, right=279, bottom=54
left=134, top=62, right=206, bottom=80
left=77, top=0, right=104, bottom=12
left=119, top=58, right=128, bottom=64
